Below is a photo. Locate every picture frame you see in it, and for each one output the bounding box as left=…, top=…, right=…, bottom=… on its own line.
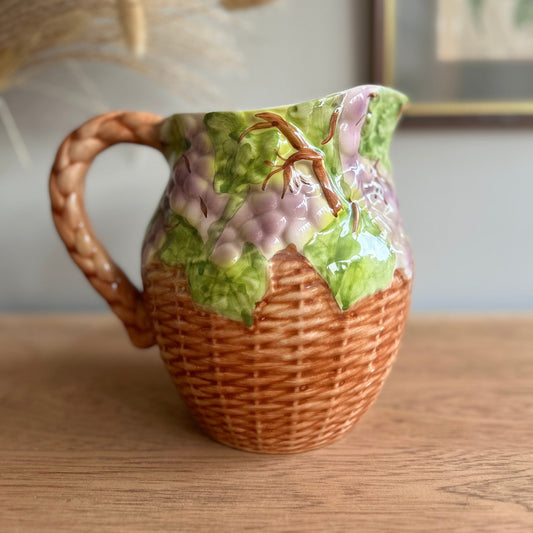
left=372, top=0, right=533, bottom=126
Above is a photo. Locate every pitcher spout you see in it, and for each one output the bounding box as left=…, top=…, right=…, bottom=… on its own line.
left=333, top=85, right=412, bottom=279
left=338, top=85, right=408, bottom=172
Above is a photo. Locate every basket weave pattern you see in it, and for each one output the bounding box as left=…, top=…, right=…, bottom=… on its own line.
left=143, top=246, right=412, bottom=453
left=49, top=111, right=412, bottom=453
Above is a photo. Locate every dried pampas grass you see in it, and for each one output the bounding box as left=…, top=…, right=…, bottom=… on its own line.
left=117, top=0, right=148, bottom=58
left=0, top=0, right=275, bottom=97
left=0, top=0, right=275, bottom=167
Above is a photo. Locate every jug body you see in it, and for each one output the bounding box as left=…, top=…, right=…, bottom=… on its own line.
left=50, top=85, right=413, bottom=453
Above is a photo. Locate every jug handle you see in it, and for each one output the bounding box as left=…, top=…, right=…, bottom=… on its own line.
left=49, top=111, right=164, bottom=348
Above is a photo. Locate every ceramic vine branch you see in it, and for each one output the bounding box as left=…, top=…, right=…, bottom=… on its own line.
left=239, top=112, right=343, bottom=216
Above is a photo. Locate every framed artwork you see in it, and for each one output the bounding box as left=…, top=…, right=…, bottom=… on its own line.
left=372, top=0, right=533, bottom=126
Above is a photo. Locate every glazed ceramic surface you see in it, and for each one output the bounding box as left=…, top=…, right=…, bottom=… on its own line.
left=50, top=85, right=413, bottom=453
left=142, top=85, right=412, bottom=326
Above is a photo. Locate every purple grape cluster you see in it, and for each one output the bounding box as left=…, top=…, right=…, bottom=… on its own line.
left=210, top=170, right=334, bottom=266
left=168, top=115, right=229, bottom=241
left=338, top=87, right=412, bottom=277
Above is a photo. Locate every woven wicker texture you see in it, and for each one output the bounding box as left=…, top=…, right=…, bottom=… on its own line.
left=143, top=246, right=412, bottom=453
left=49, top=111, right=163, bottom=348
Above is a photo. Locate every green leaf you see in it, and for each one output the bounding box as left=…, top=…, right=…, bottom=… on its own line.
left=204, top=111, right=280, bottom=195
left=303, top=207, right=395, bottom=310
left=206, top=194, right=247, bottom=254
left=286, top=94, right=344, bottom=189
left=204, top=111, right=281, bottom=247
left=159, top=214, right=206, bottom=266
left=160, top=115, right=191, bottom=165
left=359, top=88, right=408, bottom=171
left=187, top=243, right=268, bottom=327
left=159, top=215, right=268, bottom=326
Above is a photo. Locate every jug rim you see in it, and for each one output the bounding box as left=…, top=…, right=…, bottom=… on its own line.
left=166, top=84, right=408, bottom=117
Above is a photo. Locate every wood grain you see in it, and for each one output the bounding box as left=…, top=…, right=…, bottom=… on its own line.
left=1, top=314, right=532, bottom=532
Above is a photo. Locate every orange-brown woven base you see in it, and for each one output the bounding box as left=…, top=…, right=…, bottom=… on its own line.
left=142, top=246, right=412, bottom=453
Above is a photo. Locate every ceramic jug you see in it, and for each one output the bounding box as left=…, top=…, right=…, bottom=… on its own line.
left=50, top=85, right=413, bottom=453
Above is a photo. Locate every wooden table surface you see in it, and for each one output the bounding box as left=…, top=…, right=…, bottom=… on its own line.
left=1, top=314, right=532, bottom=532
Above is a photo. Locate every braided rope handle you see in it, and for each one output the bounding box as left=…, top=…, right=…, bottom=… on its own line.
left=49, top=111, right=164, bottom=348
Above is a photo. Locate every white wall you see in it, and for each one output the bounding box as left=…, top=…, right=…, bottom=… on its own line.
left=394, top=129, right=533, bottom=311
left=0, top=0, right=531, bottom=312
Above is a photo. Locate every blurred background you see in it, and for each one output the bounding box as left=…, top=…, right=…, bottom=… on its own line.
left=1, top=0, right=532, bottom=313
